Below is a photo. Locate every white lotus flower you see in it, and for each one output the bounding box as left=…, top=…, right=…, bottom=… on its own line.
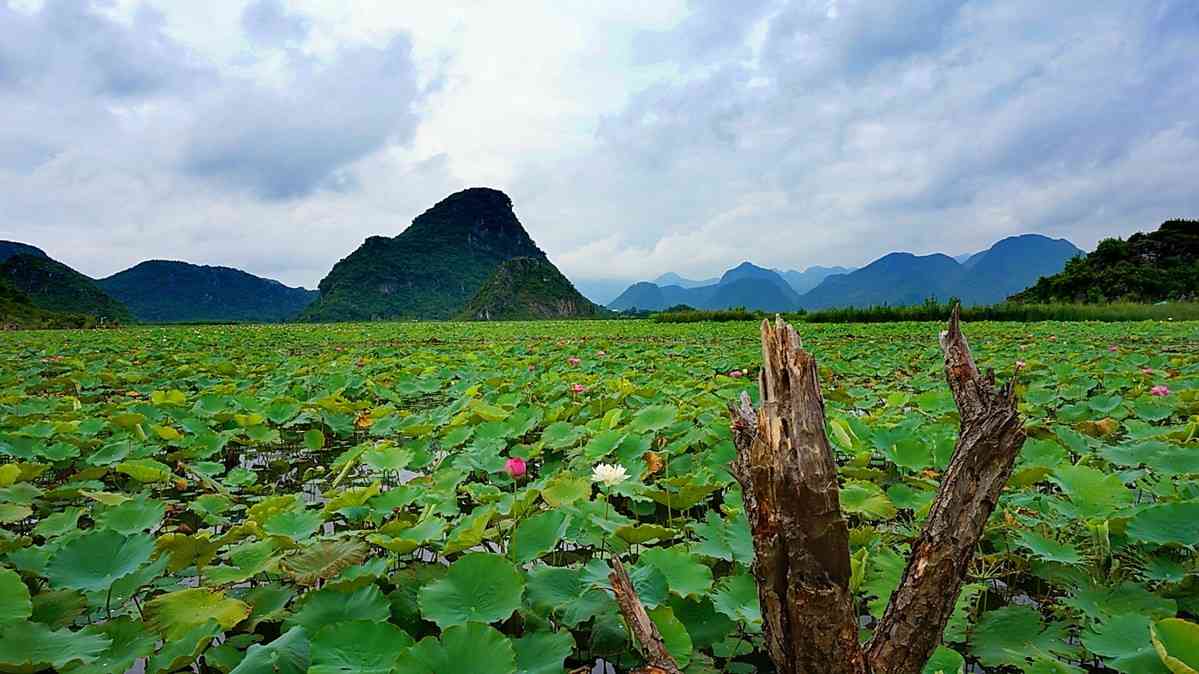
left=591, top=463, right=629, bottom=487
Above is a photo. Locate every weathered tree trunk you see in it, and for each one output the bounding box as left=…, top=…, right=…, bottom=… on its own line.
left=727, top=318, right=867, bottom=673
left=721, top=307, right=1025, bottom=674
left=865, top=308, right=1026, bottom=673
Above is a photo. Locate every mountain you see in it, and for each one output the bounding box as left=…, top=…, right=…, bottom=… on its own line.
left=653, top=272, right=719, bottom=289
left=0, top=277, right=96, bottom=329
left=0, top=241, right=49, bottom=264
left=0, top=255, right=131, bottom=322
left=302, top=188, right=548, bottom=321
left=460, top=257, right=603, bottom=320
left=955, top=234, right=1082, bottom=304
left=797, top=234, right=1082, bottom=309
left=1012, top=220, right=1198, bottom=303
left=798, top=253, right=961, bottom=309
left=608, top=262, right=799, bottom=312
left=98, top=260, right=318, bottom=323
left=778, top=266, right=855, bottom=295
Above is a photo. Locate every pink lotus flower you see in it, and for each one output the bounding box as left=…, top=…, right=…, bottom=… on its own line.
left=1108, top=345, right=1118, bottom=352
left=1150, top=385, right=1170, bottom=397
left=1048, top=335, right=1057, bottom=342
left=568, top=357, right=581, bottom=366
left=729, top=370, right=744, bottom=378
left=1141, top=367, right=1154, bottom=375
left=504, top=457, right=527, bottom=477
left=597, top=350, right=606, bottom=357
left=571, top=383, right=588, bottom=394
left=1015, top=360, right=1026, bottom=370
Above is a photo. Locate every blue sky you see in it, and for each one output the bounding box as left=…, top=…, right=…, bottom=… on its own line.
left=1, top=0, right=1196, bottom=295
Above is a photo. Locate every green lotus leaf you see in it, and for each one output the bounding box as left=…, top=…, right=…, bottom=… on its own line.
left=32, top=506, right=83, bottom=538
left=513, top=630, right=574, bottom=674
left=840, top=480, right=898, bottom=520
left=60, top=617, right=157, bottom=674
left=442, top=505, right=494, bottom=554
left=419, top=552, right=523, bottom=628
left=29, top=589, right=86, bottom=628
left=0, top=568, right=31, bottom=624
left=614, top=522, right=676, bottom=545
left=361, top=444, right=414, bottom=472
left=541, top=475, right=590, bottom=507
left=115, top=457, right=174, bottom=482
left=0, top=502, right=32, bottom=523
left=395, top=623, right=516, bottom=674
left=640, top=546, right=713, bottom=598
left=240, top=583, right=296, bottom=630
left=648, top=605, right=693, bottom=668
left=1050, top=464, right=1133, bottom=518
left=284, top=539, right=368, bottom=585
left=145, top=587, right=251, bottom=640
left=969, top=605, right=1074, bottom=669
left=921, top=646, right=966, bottom=674
left=263, top=507, right=324, bottom=541
left=94, top=494, right=165, bottom=534
left=285, top=584, right=391, bottom=633
left=512, top=510, right=570, bottom=563
left=144, top=619, right=221, bottom=674
left=711, top=572, right=761, bottom=629
left=629, top=404, right=677, bottom=433
left=542, top=421, right=584, bottom=449
left=1082, top=613, right=1161, bottom=672
left=45, top=529, right=154, bottom=592
left=525, top=565, right=614, bottom=627
left=229, top=625, right=309, bottom=674
left=0, top=621, right=111, bottom=671
left=1127, top=502, right=1199, bottom=546
left=309, top=620, right=414, bottom=674
left=1152, top=618, right=1199, bottom=674
left=582, top=430, right=626, bottom=460
left=1015, top=530, right=1083, bottom=565
left=689, top=511, right=753, bottom=564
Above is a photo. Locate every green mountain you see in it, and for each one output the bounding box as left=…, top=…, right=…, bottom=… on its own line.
left=460, top=257, right=603, bottom=320
left=0, top=255, right=131, bottom=323
left=608, top=262, right=799, bottom=311
left=1011, top=220, right=1198, bottom=303
left=0, top=241, right=49, bottom=263
left=0, top=277, right=96, bottom=329
left=302, top=188, right=548, bottom=321
left=98, top=260, right=317, bottom=323
left=956, top=234, right=1082, bottom=304
left=799, top=252, right=962, bottom=309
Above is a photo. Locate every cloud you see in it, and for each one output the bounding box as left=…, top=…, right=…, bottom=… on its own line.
left=240, top=0, right=309, bottom=45
left=0, top=0, right=1196, bottom=295
left=181, top=37, right=422, bottom=199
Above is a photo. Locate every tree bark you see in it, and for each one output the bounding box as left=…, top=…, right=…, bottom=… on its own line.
left=727, top=308, right=1025, bottom=674
left=609, top=557, right=683, bottom=674
left=728, top=317, right=866, bottom=674
left=865, top=306, right=1026, bottom=674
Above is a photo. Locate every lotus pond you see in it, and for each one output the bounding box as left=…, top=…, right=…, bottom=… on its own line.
left=0, top=319, right=1197, bottom=673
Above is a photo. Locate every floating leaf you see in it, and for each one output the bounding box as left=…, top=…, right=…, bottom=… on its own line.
left=419, top=553, right=524, bottom=628
left=145, top=588, right=251, bottom=640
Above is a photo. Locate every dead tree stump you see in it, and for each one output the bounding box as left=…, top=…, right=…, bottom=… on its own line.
left=724, top=307, right=1026, bottom=674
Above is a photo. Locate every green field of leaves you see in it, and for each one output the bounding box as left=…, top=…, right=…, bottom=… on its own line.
left=0, top=319, right=1196, bottom=673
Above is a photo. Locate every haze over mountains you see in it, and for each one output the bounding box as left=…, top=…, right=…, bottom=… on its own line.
left=609, top=234, right=1083, bottom=312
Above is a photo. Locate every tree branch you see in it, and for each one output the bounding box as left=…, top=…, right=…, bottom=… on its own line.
left=609, top=557, right=682, bottom=674
left=866, top=305, right=1027, bottom=674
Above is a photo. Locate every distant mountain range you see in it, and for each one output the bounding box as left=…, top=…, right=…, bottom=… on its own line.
left=98, top=260, right=317, bottom=323
left=609, top=234, right=1083, bottom=312
left=0, top=240, right=317, bottom=327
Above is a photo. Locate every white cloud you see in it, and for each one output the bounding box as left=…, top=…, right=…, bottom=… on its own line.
left=0, top=0, right=1196, bottom=297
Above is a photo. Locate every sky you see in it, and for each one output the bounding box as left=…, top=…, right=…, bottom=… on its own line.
left=1, top=0, right=1196, bottom=302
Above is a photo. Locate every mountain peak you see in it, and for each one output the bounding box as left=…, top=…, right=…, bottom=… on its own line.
left=0, top=240, right=49, bottom=264
left=303, top=188, right=549, bottom=321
